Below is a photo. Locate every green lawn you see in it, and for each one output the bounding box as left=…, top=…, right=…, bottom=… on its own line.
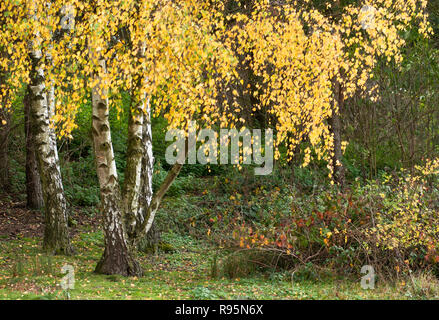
left=0, top=224, right=426, bottom=300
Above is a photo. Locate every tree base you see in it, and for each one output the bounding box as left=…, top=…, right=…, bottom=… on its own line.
left=43, top=242, right=75, bottom=256
left=94, top=250, right=143, bottom=277
left=43, top=227, right=74, bottom=256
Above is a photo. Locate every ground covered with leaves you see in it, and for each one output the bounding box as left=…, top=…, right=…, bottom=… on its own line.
left=0, top=196, right=437, bottom=300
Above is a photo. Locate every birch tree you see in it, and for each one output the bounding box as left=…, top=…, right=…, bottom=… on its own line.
left=1, top=0, right=74, bottom=254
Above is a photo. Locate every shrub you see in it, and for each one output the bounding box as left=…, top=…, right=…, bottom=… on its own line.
left=203, top=158, right=439, bottom=279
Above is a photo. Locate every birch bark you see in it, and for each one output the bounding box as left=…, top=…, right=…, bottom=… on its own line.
left=28, top=43, right=72, bottom=254
left=24, top=88, right=44, bottom=209
left=91, top=56, right=142, bottom=276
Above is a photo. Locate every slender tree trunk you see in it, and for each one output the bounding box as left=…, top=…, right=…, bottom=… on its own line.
left=132, top=131, right=189, bottom=248
left=24, top=88, right=44, bottom=209
left=135, top=103, right=155, bottom=239
left=122, top=39, right=156, bottom=248
left=28, top=43, right=72, bottom=255
left=329, top=80, right=345, bottom=186
left=124, top=102, right=145, bottom=239
left=122, top=90, right=186, bottom=251
left=129, top=105, right=190, bottom=248
left=123, top=99, right=161, bottom=250
left=91, top=57, right=142, bottom=276
left=0, top=109, right=11, bottom=192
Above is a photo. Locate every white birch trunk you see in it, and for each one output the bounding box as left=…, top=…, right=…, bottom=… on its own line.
left=28, top=43, right=72, bottom=254
left=123, top=101, right=145, bottom=238
left=90, top=55, right=142, bottom=276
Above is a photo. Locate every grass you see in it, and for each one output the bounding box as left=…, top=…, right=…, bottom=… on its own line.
left=0, top=224, right=431, bottom=300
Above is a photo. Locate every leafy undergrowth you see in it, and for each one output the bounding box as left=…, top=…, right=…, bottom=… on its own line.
left=0, top=226, right=429, bottom=300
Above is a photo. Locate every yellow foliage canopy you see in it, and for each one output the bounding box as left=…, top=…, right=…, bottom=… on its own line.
left=0, top=0, right=432, bottom=168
